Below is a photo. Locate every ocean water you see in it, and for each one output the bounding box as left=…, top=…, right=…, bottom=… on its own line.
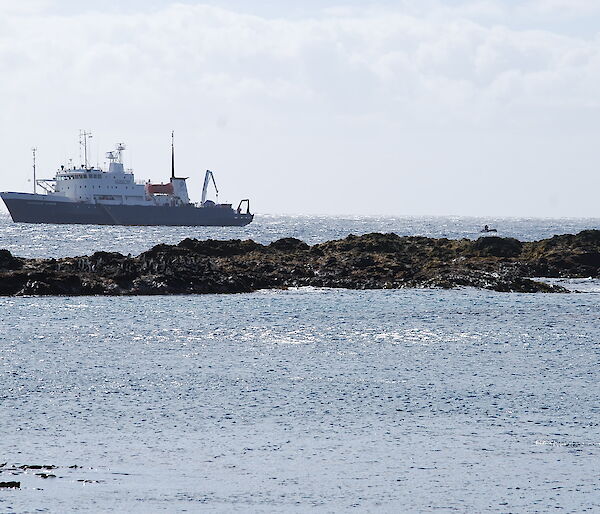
left=1, top=215, right=599, bottom=512
left=1, top=211, right=600, bottom=258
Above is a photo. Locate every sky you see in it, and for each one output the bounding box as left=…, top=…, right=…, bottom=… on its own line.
left=1, top=0, right=600, bottom=216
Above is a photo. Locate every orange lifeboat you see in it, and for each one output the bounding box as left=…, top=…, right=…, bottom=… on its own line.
left=145, top=183, right=174, bottom=195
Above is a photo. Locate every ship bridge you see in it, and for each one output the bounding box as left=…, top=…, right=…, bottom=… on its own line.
left=49, top=144, right=147, bottom=204
left=44, top=143, right=189, bottom=207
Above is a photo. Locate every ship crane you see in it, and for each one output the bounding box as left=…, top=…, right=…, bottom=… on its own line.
left=201, top=170, right=219, bottom=205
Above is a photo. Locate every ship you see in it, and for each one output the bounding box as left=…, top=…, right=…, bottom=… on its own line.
left=0, top=134, right=253, bottom=227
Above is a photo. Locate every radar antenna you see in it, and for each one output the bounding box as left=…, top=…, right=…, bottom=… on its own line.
left=106, top=143, right=126, bottom=164
left=116, top=143, right=125, bottom=163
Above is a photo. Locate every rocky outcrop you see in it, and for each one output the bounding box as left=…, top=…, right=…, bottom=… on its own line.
left=2, top=230, right=600, bottom=296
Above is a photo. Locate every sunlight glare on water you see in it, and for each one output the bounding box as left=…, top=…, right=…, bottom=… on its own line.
left=0, top=288, right=599, bottom=512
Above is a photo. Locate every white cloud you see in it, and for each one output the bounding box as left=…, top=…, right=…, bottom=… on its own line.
left=1, top=1, right=600, bottom=216
left=0, top=0, right=51, bottom=16
left=519, top=0, right=600, bottom=17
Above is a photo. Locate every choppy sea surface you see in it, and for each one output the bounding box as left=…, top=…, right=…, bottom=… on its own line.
left=1, top=211, right=600, bottom=258
left=1, top=214, right=599, bottom=512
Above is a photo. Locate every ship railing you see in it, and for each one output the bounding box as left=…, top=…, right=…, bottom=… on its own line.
left=237, top=199, right=251, bottom=214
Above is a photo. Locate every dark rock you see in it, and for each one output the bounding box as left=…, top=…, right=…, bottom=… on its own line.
left=316, top=232, right=404, bottom=254
left=522, top=229, right=600, bottom=277
left=18, top=465, right=57, bottom=470
left=470, top=237, right=523, bottom=258
left=268, top=238, right=310, bottom=252
left=0, top=249, right=22, bottom=270
left=348, top=254, right=376, bottom=269
left=89, top=251, right=126, bottom=262
left=0, top=481, right=20, bottom=488
left=174, top=238, right=261, bottom=256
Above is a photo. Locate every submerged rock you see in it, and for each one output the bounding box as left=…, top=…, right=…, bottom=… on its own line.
left=35, top=473, right=56, bottom=479
left=18, top=465, right=57, bottom=470
left=1, top=231, right=599, bottom=296
left=0, top=481, right=20, bottom=488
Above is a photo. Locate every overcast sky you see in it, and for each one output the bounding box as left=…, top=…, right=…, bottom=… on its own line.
left=1, top=0, right=600, bottom=216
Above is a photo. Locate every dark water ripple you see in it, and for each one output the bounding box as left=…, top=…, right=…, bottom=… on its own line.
left=1, top=288, right=599, bottom=512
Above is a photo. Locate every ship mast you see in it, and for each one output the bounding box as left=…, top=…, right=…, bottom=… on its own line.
left=32, top=147, right=37, bottom=194
left=171, top=130, right=175, bottom=179
left=79, top=130, right=93, bottom=168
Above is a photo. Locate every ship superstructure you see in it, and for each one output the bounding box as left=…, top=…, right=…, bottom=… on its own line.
left=1, top=135, right=253, bottom=227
